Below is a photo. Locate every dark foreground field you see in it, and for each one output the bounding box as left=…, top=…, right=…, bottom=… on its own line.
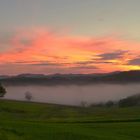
left=0, top=100, right=140, bottom=140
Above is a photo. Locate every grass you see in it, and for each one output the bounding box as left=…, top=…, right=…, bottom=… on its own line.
left=0, top=100, right=140, bottom=140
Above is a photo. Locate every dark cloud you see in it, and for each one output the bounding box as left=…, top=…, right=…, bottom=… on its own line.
left=74, top=50, right=129, bottom=66
left=72, top=60, right=99, bottom=70
left=31, top=62, right=64, bottom=66
left=71, top=65, right=98, bottom=70
left=128, top=58, right=140, bottom=66
left=11, top=61, right=65, bottom=67
left=75, top=59, right=115, bottom=65
left=11, top=60, right=99, bottom=71
left=14, top=61, right=42, bottom=64
left=98, top=50, right=128, bottom=60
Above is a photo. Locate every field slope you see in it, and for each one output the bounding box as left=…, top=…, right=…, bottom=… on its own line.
left=0, top=100, right=140, bottom=140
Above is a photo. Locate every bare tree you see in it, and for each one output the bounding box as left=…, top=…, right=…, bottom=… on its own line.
left=80, top=101, right=88, bottom=107
left=25, top=91, right=32, bottom=101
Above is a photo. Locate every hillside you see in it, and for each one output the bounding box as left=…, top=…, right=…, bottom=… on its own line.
left=0, top=100, right=140, bottom=140
left=1, top=70, right=140, bottom=86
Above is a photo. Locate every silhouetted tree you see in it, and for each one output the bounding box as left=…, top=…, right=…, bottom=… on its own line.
left=80, top=101, right=88, bottom=107
left=105, top=101, right=114, bottom=107
left=0, top=83, right=6, bottom=97
left=25, top=91, right=32, bottom=101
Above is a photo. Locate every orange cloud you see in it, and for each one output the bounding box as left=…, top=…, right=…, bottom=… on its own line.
left=0, top=27, right=140, bottom=74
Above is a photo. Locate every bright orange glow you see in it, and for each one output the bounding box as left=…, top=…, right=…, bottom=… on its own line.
left=0, top=28, right=140, bottom=74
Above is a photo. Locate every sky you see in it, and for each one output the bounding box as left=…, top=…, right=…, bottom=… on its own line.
left=0, top=0, right=140, bottom=75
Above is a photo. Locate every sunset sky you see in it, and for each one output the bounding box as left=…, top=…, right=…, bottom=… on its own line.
left=0, top=0, right=140, bottom=75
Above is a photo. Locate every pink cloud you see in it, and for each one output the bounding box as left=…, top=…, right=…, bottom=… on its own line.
left=0, top=27, right=140, bottom=74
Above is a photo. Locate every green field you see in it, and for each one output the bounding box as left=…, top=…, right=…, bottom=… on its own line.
left=0, top=100, right=140, bottom=140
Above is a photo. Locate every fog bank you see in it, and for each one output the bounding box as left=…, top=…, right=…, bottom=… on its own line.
left=4, top=84, right=140, bottom=106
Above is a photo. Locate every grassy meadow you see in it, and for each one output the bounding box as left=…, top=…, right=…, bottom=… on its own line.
left=0, top=100, right=140, bottom=140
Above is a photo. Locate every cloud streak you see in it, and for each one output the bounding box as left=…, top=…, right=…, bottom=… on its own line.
left=98, top=50, right=128, bottom=60
left=0, top=27, right=140, bottom=74
left=128, top=57, right=140, bottom=66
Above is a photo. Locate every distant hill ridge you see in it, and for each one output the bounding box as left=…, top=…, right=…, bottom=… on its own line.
left=1, top=70, right=140, bottom=86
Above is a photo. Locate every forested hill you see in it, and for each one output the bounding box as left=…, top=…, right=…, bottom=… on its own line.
left=1, top=70, right=140, bottom=86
